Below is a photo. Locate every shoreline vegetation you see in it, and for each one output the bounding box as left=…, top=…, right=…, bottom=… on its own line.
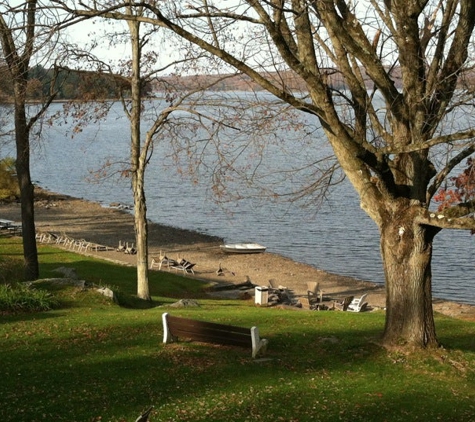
left=1, top=186, right=475, bottom=321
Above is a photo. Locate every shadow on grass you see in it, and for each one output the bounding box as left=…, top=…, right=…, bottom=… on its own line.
left=39, top=258, right=212, bottom=298
left=0, top=250, right=23, bottom=257
left=0, top=310, right=67, bottom=324
left=435, top=317, right=475, bottom=353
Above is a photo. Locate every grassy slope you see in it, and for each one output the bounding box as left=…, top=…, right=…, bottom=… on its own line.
left=1, top=238, right=475, bottom=422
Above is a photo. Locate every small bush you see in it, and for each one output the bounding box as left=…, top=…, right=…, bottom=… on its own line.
left=0, top=283, right=60, bottom=313
left=0, top=256, right=23, bottom=284
left=0, top=156, right=19, bottom=200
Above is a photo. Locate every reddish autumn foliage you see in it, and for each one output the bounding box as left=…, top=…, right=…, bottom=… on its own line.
left=434, top=158, right=475, bottom=210
left=434, top=158, right=475, bottom=233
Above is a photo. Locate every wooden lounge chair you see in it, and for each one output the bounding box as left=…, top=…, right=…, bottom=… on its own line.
left=307, top=281, right=323, bottom=306
left=268, top=279, right=287, bottom=293
left=268, top=279, right=279, bottom=294
left=335, top=295, right=354, bottom=311
left=299, top=296, right=311, bottom=310
left=300, top=295, right=322, bottom=310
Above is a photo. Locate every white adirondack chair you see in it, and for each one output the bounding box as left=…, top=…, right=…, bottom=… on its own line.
left=347, top=293, right=368, bottom=312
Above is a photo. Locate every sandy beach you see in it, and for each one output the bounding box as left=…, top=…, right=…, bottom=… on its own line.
left=1, top=187, right=475, bottom=321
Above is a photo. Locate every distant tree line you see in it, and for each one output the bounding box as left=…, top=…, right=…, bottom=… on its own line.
left=0, top=63, right=154, bottom=101
left=0, top=61, right=412, bottom=102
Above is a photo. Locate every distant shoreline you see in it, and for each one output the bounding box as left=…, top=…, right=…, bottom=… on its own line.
left=1, top=186, right=475, bottom=320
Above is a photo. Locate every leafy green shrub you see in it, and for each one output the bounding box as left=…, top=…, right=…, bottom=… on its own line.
left=0, top=156, right=19, bottom=200
left=0, top=283, right=59, bottom=313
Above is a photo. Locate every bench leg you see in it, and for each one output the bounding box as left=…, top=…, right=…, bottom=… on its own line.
left=162, top=312, right=175, bottom=343
left=251, top=326, right=268, bottom=358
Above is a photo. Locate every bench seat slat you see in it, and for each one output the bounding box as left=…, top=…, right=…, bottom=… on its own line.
left=167, top=315, right=250, bottom=334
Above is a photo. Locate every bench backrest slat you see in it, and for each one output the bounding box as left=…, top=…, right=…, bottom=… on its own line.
left=167, top=314, right=252, bottom=348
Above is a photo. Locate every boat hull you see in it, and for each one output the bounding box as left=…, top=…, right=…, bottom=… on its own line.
left=220, top=243, right=266, bottom=254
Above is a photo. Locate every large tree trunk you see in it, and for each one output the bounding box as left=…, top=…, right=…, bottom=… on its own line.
left=380, top=213, right=438, bottom=348
left=14, top=81, right=39, bottom=281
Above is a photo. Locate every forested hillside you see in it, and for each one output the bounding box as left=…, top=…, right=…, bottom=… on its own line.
left=0, top=64, right=132, bottom=101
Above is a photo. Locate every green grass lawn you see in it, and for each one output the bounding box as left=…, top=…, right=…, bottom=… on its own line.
left=1, top=238, right=475, bottom=421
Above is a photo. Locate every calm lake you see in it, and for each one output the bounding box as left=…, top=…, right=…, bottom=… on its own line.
left=6, top=98, right=475, bottom=305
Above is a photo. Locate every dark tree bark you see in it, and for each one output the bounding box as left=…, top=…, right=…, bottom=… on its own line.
left=1, top=0, right=39, bottom=280
left=14, top=78, right=39, bottom=280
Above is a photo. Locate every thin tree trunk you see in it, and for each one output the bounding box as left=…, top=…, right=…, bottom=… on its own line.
left=380, top=218, right=438, bottom=348
left=129, top=17, right=150, bottom=301
left=134, top=167, right=150, bottom=300
left=14, top=81, right=39, bottom=281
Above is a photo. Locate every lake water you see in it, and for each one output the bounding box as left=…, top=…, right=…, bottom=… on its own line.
left=5, top=99, right=474, bottom=305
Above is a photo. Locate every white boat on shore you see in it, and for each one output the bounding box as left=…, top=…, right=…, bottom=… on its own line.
left=220, top=243, right=267, bottom=254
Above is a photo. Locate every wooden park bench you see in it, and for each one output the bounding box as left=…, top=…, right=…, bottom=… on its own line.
left=162, top=313, right=268, bottom=358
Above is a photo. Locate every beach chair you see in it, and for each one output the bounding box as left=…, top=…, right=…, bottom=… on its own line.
left=125, top=242, right=137, bottom=254
left=87, top=242, right=114, bottom=252
left=37, top=232, right=57, bottom=243
left=78, top=241, right=91, bottom=252
left=117, top=240, right=126, bottom=252
left=268, top=279, right=287, bottom=293
left=347, top=293, right=368, bottom=312
left=171, top=258, right=196, bottom=274
left=334, top=295, right=354, bottom=311
left=135, top=406, right=153, bottom=422
left=150, top=252, right=178, bottom=270
left=55, top=234, right=71, bottom=245
left=268, top=279, right=297, bottom=305
left=300, top=295, right=322, bottom=310
left=150, top=258, right=160, bottom=269
left=307, top=281, right=323, bottom=306
left=69, top=238, right=86, bottom=251
left=268, top=279, right=279, bottom=294
left=299, top=296, right=311, bottom=310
